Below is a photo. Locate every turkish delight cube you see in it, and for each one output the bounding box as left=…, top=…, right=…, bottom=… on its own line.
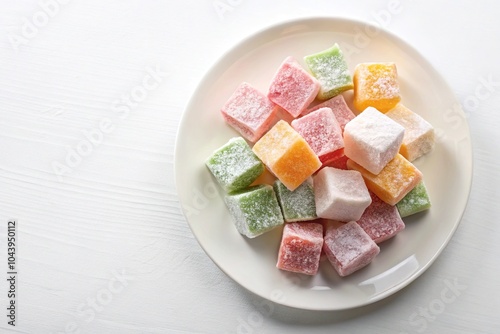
left=353, top=62, right=401, bottom=112
left=323, top=221, right=380, bottom=276
left=274, top=179, right=317, bottom=222
left=357, top=192, right=405, bottom=243
left=305, top=94, right=355, bottom=132
left=304, top=43, right=353, bottom=100
left=291, top=107, right=344, bottom=164
left=224, top=185, right=284, bottom=238
left=268, top=57, right=320, bottom=118
left=344, top=107, right=405, bottom=174
left=347, top=154, right=423, bottom=206
left=253, top=120, right=321, bottom=191
left=206, top=137, right=264, bottom=193
left=221, top=82, right=279, bottom=142
left=277, top=222, right=323, bottom=275
left=386, top=104, right=435, bottom=161
left=396, top=181, right=431, bottom=217
left=313, top=167, right=372, bottom=222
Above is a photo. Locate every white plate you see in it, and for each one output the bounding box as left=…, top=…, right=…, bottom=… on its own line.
left=174, top=17, right=472, bottom=310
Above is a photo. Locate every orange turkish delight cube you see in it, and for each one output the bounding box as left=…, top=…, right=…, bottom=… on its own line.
left=347, top=154, right=422, bottom=205
left=353, top=63, right=401, bottom=112
left=253, top=120, right=321, bottom=191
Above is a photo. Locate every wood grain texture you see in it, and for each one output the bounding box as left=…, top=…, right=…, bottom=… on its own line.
left=1, top=0, right=499, bottom=333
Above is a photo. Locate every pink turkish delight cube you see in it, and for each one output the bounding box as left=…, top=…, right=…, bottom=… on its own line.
left=305, top=94, right=356, bottom=132
left=276, top=222, right=323, bottom=275
left=268, top=57, right=320, bottom=118
left=323, top=221, right=380, bottom=276
left=356, top=192, right=405, bottom=243
left=291, top=107, right=344, bottom=164
left=221, top=82, right=279, bottom=142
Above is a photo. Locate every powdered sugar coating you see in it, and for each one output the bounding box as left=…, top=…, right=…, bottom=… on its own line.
left=221, top=82, right=278, bottom=142
left=225, top=185, right=284, bottom=238
left=371, top=76, right=399, bottom=99
left=304, top=44, right=353, bottom=100
left=313, top=167, right=372, bottom=222
left=305, top=94, right=355, bottom=132
left=291, top=107, right=344, bottom=163
left=268, top=57, right=320, bottom=118
left=206, top=137, right=264, bottom=193
left=386, top=104, right=435, bottom=161
left=276, top=222, right=323, bottom=275
left=357, top=192, right=405, bottom=243
left=323, top=221, right=380, bottom=276
left=344, top=107, right=405, bottom=174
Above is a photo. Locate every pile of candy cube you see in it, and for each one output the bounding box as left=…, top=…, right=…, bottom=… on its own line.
left=206, top=43, right=434, bottom=277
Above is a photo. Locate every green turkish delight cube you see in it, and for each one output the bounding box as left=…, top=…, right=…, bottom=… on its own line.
left=225, top=185, right=284, bottom=238
left=304, top=43, right=353, bottom=100
left=206, top=137, right=264, bottom=193
left=273, top=179, right=317, bottom=222
left=396, top=181, right=431, bottom=217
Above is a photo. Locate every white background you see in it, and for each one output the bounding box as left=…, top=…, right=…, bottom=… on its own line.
left=1, top=0, right=499, bottom=333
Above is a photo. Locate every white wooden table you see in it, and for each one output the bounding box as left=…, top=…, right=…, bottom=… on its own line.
left=1, top=1, right=499, bottom=333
